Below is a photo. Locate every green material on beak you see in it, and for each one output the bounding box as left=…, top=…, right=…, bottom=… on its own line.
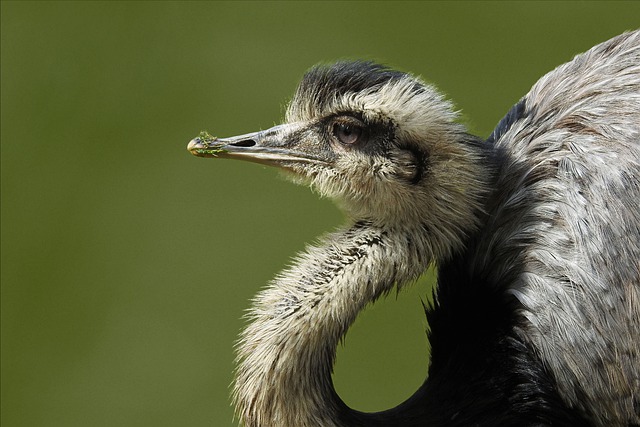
left=187, top=130, right=228, bottom=157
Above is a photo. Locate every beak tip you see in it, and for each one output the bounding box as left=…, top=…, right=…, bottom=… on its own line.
left=187, top=135, right=227, bottom=158
left=187, top=138, right=203, bottom=153
left=188, top=130, right=222, bottom=156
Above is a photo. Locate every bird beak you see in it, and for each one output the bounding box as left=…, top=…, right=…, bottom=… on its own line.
left=187, top=124, right=328, bottom=168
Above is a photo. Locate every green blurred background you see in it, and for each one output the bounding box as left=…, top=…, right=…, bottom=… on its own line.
left=2, top=2, right=638, bottom=426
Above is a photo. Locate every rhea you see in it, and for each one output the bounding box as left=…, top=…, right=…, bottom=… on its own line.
left=188, top=31, right=640, bottom=426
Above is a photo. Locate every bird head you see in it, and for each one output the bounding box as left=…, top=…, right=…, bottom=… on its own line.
left=189, top=61, right=489, bottom=232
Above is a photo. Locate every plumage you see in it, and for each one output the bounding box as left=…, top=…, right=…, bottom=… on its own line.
left=188, top=30, right=640, bottom=426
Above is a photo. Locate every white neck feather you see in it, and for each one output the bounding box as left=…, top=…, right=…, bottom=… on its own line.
left=233, top=221, right=441, bottom=427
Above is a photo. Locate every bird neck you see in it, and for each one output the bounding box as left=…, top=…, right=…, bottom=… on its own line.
left=233, top=220, right=436, bottom=427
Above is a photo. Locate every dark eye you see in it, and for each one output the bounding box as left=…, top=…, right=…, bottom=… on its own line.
left=332, top=122, right=363, bottom=145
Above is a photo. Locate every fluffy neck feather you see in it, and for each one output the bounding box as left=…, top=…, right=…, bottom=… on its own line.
left=233, top=221, right=440, bottom=427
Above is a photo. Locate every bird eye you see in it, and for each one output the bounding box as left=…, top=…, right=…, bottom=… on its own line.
left=332, top=122, right=363, bottom=145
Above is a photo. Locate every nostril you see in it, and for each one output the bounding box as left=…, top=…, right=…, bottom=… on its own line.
left=230, top=139, right=256, bottom=147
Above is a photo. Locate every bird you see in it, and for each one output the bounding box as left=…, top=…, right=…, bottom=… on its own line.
left=188, top=30, right=640, bottom=426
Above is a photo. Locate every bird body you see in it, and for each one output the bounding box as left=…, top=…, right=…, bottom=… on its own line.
left=189, top=30, right=640, bottom=426
left=479, top=33, right=640, bottom=424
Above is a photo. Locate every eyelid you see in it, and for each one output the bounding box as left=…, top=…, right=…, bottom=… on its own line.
left=327, top=115, right=366, bottom=137
left=333, top=115, right=365, bottom=127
